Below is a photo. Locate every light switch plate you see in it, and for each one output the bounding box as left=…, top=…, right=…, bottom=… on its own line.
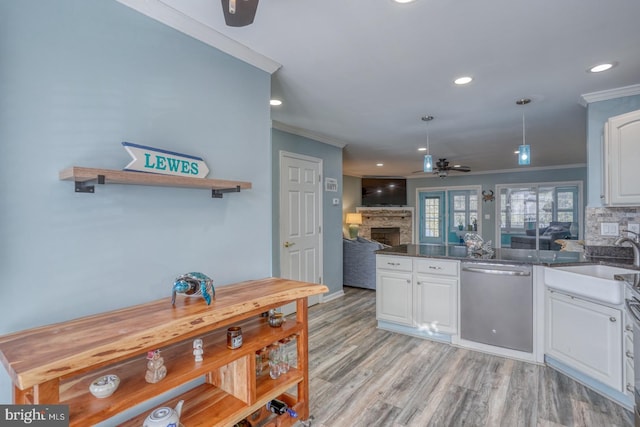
left=484, top=214, right=490, bottom=220
left=332, top=198, right=339, bottom=206
left=600, top=222, right=619, bottom=236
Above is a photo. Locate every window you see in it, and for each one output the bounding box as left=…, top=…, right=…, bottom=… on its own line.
left=451, top=191, right=478, bottom=230
left=497, top=182, right=582, bottom=248
left=423, top=196, right=441, bottom=238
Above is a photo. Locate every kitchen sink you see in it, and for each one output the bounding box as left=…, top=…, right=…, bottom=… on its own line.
left=544, top=264, right=639, bottom=305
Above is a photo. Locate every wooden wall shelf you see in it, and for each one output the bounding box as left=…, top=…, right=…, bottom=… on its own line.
left=0, top=278, right=327, bottom=426
left=59, top=166, right=252, bottom=198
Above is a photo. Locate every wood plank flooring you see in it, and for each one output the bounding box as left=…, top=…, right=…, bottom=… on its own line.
left=302, top=286, right=633, bottom=427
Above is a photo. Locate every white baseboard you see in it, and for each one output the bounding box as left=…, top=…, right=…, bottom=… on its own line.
left=321, top=290, right=345, bottom=303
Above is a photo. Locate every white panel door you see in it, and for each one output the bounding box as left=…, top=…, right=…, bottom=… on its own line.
left=279, top=152, right=322, bottom=313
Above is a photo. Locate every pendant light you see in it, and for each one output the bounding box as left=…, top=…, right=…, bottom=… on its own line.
left=422, top=115, right=434, bottom=173
left=516, top=98, right=531, bottom=166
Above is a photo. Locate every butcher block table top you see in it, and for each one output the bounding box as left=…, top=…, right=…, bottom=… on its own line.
left=0, top=277, right=328, bottom=390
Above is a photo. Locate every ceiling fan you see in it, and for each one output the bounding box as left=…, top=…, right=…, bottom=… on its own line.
left=221, top=0, right=259, bottom=27
left=414, top=158, right=471, bottom=177
left=433, top=158, right=471, bottom=177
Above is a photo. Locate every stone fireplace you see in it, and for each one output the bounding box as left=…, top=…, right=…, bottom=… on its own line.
left=371, top=227, right=401, bottom=246
left=356, top=207, right=414, bottom=245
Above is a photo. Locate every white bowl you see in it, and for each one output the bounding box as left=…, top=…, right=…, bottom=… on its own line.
left=89, top=374, right=120, bottom=398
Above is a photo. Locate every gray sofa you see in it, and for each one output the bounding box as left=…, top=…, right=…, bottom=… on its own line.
left=510, top=221, right=573, bottom=250
left=343, top=237, right=387, bottom=289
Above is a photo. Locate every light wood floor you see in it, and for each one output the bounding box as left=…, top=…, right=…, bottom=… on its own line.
left=303, top=286, right=633, bottom=427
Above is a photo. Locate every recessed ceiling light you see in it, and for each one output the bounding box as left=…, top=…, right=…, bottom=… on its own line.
left=270, top=99, right=282, bottom=106
left=418, top=147, right=427, bottom=152
left=393, top=0, right=417, bottom=3
left=454, top=76, right=473, bottom=85
left=376, top=163, right=384, bottom=167
left=588, top=62, right=617, bottom=73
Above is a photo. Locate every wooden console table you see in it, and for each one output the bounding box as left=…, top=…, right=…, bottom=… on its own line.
left=0, top=278, right=327, bottom=426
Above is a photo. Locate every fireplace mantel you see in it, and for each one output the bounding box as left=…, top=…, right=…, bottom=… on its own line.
left=356, top=207, right=414, bottom=244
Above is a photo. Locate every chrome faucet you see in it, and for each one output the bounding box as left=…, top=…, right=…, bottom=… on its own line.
left=614, top=229, right=640, bottom=267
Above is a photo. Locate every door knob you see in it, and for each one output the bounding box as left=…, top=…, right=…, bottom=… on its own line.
left=284, top=241, right=295, bottom=248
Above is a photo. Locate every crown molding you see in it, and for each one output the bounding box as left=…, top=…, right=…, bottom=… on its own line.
left=116, top=0, right=281, bottom=74
left=580, top=84, right=640, bottom=107
left=405, top=163, right=587, bottom=179
left=272, top=121, right=347, bottom=148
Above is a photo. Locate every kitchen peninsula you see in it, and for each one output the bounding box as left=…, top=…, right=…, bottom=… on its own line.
left=375, top=244, right=639, bottom=411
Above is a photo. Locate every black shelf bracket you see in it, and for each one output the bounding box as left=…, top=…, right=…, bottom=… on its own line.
left=74, top=175, right=105, bottom=193
left=212, top=186, right=241, bottom=199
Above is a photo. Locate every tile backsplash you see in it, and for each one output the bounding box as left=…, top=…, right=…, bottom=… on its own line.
left=585, top=206, right=640, bottom=245
left=585, top=206, right=639, bottom=263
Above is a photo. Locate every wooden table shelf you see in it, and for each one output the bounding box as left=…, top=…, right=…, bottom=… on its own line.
left=59, top=166, right=252, bottom=197
left=0, top=278, right=327, bottom=426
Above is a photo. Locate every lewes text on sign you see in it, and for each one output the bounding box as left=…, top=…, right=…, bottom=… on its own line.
left=122, top=142, right=210, bottom=178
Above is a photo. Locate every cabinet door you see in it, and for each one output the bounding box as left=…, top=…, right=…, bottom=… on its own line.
left=605, top=109, right=640, bottom=206
left=546, top=290, right=622, bottom=390
left=414, top=274, right=458, bottom=334
left=376, top=270, right=413, bottom=326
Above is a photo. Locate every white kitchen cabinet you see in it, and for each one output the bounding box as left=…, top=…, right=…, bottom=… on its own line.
left=414, top=259, right=459, bottom=335
left=376, top=256, right=413, bottom=326
left=603, top=108, right=640, bottom=206
left=546, top=290, right=623, bottom=391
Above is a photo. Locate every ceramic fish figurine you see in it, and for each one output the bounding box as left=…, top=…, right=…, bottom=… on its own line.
left=171, top=272, right=215, bottom=305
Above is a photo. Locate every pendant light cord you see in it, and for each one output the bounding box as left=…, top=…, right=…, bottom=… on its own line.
left=522, top=112, right=526, bottom=145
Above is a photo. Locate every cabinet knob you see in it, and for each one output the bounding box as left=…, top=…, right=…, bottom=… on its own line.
left=626, top=351, right=634, bottom=359
left=406, top=279, right=411, bottom=284
left=628, top=383, right=634, bottom=392
left=626, top=325, right=633, bottom=332
left=610, top=317, right=617, bottom=322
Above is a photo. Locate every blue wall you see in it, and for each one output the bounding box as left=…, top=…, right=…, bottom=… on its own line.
left=586, top=94, right=640, bottom=206
left=271, top=129, right=343, bottom=296
left=0, top=0, right=272, bottom=404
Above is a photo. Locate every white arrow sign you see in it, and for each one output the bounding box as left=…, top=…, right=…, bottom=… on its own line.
left=122, top=142, right=210, bottom=178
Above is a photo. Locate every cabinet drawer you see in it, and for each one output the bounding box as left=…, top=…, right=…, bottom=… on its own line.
left=415, top=258, right=458, bottom=276
left=377, top=256, right=413, bottom=272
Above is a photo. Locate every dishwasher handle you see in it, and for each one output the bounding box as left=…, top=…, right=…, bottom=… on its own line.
left=462, top=266, right=531, bottom=277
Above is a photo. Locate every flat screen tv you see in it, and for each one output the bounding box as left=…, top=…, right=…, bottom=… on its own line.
left=361, top=178, right=407, bottom=206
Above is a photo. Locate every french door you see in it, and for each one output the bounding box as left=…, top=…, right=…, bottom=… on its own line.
left=418, top=188, right=480, bottom=245
left=418, top=191, right=445, bottom=244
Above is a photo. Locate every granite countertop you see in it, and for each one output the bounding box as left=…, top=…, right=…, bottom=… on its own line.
left=376, top=244, right=635, bottom=267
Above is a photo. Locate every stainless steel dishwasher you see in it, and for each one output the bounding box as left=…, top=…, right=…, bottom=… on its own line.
left=460, top=262, right=533, bottom=352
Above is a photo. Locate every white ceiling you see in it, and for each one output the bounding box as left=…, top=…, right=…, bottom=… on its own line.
left=120, top=0, right=640, bottom=178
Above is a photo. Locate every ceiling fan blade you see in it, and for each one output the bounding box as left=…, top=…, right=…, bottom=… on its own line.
left=451, top=165, right=471, bottom=172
